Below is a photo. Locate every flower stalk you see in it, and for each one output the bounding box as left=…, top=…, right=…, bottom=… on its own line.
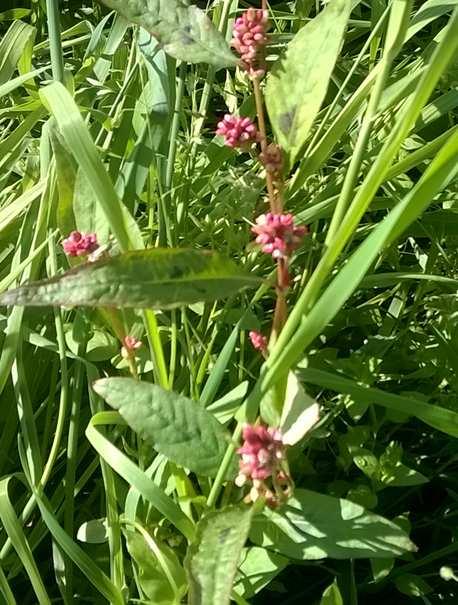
left=211, top=4, right=309, bottom=507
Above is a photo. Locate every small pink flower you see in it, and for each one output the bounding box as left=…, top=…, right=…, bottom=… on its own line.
left=216, top=114, right=259, bottom=149
left=62, top=231, right=98, bottom=257
left=236, top=424, right=284, bottom=483
left=249, top=330, right=267, bottom=352
left=251, top=213, right=307, bottom=259
left=121, top=335, right=142, bottom=359
left=232, top=8, right=269, bottom=77
left=123, top=336, right=142, bottom=351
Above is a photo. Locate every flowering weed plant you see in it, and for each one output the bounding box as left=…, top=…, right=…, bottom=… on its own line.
left=0, top=0, right=458, bottom=603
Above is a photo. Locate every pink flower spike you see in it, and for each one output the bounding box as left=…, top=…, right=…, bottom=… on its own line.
left=231, top=8, right=269, bottom=77
left=251, top=213, right=308, bottom=259
left=236, top=424, right=284, bottom=484
left=62, top=231, right=98, bottom=257
left=249, top=330, right=267, bottom=353
left=216, top=114, right=259, bottom=149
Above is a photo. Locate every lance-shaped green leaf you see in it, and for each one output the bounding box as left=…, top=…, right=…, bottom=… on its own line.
left=0, top=249, right=260, bottom=309
left=250, top=489, right=416, bottom=560
left=99, top=0, right=237, bottom=68
left=266, top=0, right=351, bottom=163
left=93, top=378, right=238, bottom=478
left=185, top=506, right=253, bottom=605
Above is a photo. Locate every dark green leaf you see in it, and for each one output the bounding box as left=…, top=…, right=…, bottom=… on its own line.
left=370, top=557, right=394, bottom=582
left=265, top=0, right=351, bottom=162
left=250, top=489, right=416, bottom=560
left=99, top=0, right=237, bottom=68
left=395, top=573, right=433, bottom=597
left=185, top=506, right=253, bottom=605
left=93, top=378, right=237, bottom=478
left=0, top=249, right=260, bottom=309
left=378, top=442, right=428, bottom=487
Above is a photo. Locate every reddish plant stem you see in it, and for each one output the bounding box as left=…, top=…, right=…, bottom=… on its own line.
left=271, top=260, right=289, bottom=340
left=252, top=77, right=289, bottom=342
left=252, top=77, right=280, bottom=214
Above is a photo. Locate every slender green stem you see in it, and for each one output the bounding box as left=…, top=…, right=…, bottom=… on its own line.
left=168, top=310, right=178, bottom=389
left=39, top=239, right=69, bottom=489
left=100, top=460, right=125, bottom=591
left=45, top=0, right=65, bottom=84
left=206, top=425, right=242, bottom=508
left=0, top=564, right=16, bottom=604
left=166, top=64, right=186, bottom=194
left=162, top=62, right=186, bottom=244
left=190, top=0, right=233, bottom=143
left=63, top=343, right=86, bottom=598
left=143, top=310, right=169, bottom=389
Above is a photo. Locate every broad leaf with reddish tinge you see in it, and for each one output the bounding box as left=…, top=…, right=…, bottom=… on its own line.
left=0, top=249, right=260, bottom=309
left=266, top=0, right=351, bottom=163
left=99, top=0, right=237, bottom=68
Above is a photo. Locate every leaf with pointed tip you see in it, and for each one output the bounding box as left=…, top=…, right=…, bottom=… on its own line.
left=265, top=0, right=351, bottom=163
left=0, top=249, right=260, bottom=310
left=93, top=378, right=238, bottom=478
left=185, top=506, right=253, bottom=605
left=99, top=0, right=237, bottom=68
left=250, top=489, right=416, bottom=560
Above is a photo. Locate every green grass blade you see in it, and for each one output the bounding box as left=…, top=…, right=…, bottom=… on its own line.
left=0, top=477, right=50, bottom=605
left=86, top=412, right=195, bottom=541
left=39, top=82, right=135, bottom=252
left=249, top=121, right=458, bottom=416
left=299, top=368, right=458, bottom=437
left=31, top=487, right=125, bottom=605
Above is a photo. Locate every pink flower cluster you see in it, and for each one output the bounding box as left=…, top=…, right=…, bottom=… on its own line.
left=236, top=424, right=291, bottom=507
left=62, top=231, right=98, bottom=257
left=252, top=213, right=307, bottom=259
left=249, top=330, right=267, bottom=352
left=232, top=8, right=269, bottom=77
left=236, top=424, right=284, bottom=483
left=216, top=114, right=259, bottom=149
